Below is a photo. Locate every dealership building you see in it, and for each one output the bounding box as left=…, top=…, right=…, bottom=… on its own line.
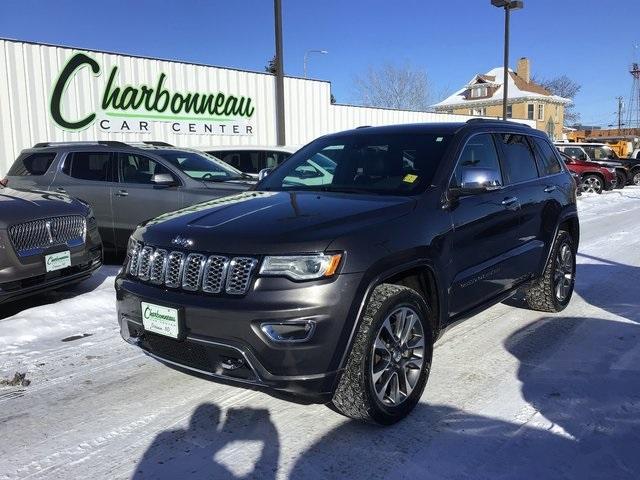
left=0, top=38, right=533, bottom=176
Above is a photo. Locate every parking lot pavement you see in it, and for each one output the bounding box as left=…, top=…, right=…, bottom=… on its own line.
left=1, top=189, right=639, bottom=480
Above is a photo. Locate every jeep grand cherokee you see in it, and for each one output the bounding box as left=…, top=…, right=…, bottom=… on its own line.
left=116, top=120, right=579, bottom=424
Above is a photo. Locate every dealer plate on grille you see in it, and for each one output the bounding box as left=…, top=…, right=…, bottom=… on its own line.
left=141, top=302, right=180, bottom=339
left=45, top=251, right=71, bottom=272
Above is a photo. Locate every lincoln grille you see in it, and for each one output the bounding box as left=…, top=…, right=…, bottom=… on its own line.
left=8, top=215, right=86, bottom=256
left=128, top=242, right=257, bottom=295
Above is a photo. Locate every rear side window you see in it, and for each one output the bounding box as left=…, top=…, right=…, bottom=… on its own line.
left=451, top=134, right=502, bottom=188
left=8, top=153, right=56, bottom=176
left=214, top=151, right=261, bottom=174
left=63, top=152, right=113, bottom=181
left=496, top=134, right=539, bottom=184
left=532, top=138, right=562, bottom=176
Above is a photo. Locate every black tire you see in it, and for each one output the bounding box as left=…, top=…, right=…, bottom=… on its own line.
left=523, top=230, right=576, bottom=313
left=615, top=172, right=626, bottom=189
left=330, top=284, right=433, bottom=425
left=632, top=170, right=640, bottom=187
left=580, top=174, right=603, bottom=194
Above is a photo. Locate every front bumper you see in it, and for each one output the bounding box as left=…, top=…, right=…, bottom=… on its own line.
left=0, top=228, right=103, bottom=304
left=115, top=271, right=364, bottom=402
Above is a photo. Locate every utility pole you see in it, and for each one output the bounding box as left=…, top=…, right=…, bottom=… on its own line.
left=274, top=0, right=286, bottom=145
left=617, top=96, right=624, bottom=131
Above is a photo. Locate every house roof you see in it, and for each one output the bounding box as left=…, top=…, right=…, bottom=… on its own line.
left=433, top=67, right=570, bottom=110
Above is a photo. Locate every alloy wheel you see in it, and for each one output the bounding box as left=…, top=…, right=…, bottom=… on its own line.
left=633, top=172, right=640, bottom=186
left=581, top=177, right=601, bottom=194
left=554, top=243, right=574, bottom=302
left=370, top=306, right=425, bottom=407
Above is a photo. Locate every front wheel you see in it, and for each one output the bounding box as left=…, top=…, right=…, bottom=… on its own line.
left=523, top=230, right=576, bottom=313
left=632, top=170, right=640, bottom=186
left=615, top=172, right=626, bottom=189
left=581, top=174, right=603, bottom=194
left=330, top=284, right=433, bottom=425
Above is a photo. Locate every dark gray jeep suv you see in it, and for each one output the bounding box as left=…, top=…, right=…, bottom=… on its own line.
left=0, top=186, right=102, bottom=303
left=5, top=141, right=255, bottom=254
left=116, top=120, right=579, bottom=424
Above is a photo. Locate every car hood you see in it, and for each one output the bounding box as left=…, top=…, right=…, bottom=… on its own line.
left=0, top=187, right=87, bottom=227
left=136, top=190, right=416, bottom=254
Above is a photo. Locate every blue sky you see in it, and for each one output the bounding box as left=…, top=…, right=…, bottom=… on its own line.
left=1, top=0, right=638, bottom=126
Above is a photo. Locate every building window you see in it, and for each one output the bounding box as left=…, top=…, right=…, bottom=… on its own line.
left=470, top=107, right=486, bottom=116
left=537, top=104, right=545, bottom=121
left=527, top=104, right=535, bottom=120
left=470, top=86, right=487, bottom=98
left=506, top=105, right=513, bottom=118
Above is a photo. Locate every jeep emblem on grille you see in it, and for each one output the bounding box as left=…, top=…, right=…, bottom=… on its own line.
left=171, top=235, right=193, bottom=248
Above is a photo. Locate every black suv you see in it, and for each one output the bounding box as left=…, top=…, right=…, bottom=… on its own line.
left=116, top=120, right=579, bottom=424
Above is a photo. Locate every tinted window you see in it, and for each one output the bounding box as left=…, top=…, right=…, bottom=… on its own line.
left=260, top=133, right=452, bottom=195
left=497, top=134, right=539, bottom=184
left=63, top=152, right=113, bottom=181
left=452, top=134, right=502, bottom=188
left=156, top=150, right=242, bottom=180
left=8, top=153, right=56, bottom=176
left=562, top=147, right=586, bottom=159
left=118, top=153, right=171, bottom=184
left=215, top=151, right=262, bottom=174
left=532, top=138, right=562, bottom=175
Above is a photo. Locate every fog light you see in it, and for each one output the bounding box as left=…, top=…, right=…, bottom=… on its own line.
left=260, top=321, right=316, bottom=343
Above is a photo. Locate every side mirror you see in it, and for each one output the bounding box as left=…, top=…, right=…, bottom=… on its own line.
left=151, top=173, right=178, bottom=187
left=258, top=168, right=273, bottom=181
left=455, top=167, right=502, bottom=195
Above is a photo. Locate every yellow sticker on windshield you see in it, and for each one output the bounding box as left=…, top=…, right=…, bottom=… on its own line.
left=403, top=174, right=418, bottom=183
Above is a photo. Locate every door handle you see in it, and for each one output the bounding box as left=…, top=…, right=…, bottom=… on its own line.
left=501, top=196, right=518, bottom=206
left=115, top=189, right=129, bottom=197
left=544, top=185, right=557, bottom=193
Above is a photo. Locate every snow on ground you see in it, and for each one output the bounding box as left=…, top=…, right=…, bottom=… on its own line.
left=1, top=189, right=639, bottom=480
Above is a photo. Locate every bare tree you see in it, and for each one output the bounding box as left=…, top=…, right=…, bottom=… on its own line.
left=534, top=74, right=581, bottom=124
left=353, top=62, right=431, bottom=111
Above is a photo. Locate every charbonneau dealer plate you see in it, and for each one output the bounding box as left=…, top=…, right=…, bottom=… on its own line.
left=141, top=302, right=180, bottom=339
left=45, top=251, right=71, bottom=272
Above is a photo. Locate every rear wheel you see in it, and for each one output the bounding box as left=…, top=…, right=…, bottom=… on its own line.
left=523, top=230, right=576, bottom=313
left=581, top=174, right=603, bottom=194
left=632, top=170, right=640, bottom=186
left=330, top=284, right=433, bottom=425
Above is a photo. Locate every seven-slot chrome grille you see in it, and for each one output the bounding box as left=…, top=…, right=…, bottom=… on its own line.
left=128, top=242, right=257, bottom=295
left=8, top=215, right=86, bottom=256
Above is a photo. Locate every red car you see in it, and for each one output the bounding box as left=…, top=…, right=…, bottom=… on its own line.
left=559, top=152, right=617, bottom=194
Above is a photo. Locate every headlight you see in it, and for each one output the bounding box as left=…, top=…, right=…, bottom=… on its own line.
left=259, top=253, right=342, bottom=281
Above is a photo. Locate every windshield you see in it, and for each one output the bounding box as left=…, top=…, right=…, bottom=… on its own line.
left=155, top=150, right=245, bottom=181
left=258, top=133, right=452, bottom=195
left=583, top=145, right=619, bottom=160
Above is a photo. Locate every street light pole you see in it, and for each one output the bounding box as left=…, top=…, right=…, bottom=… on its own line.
left=274, top=0, right=286, bottom=146
left=303, top=50, right=328, bottom=78
left=491, top=0, right=523, bottom=121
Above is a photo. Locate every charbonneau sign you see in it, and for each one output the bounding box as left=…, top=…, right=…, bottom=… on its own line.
left=50, top=52, right=256, bottom=135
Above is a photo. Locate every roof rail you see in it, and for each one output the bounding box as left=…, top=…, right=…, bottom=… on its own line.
left=465, top=118, right=532, bottom=128
left=32, top=140, right=130, bottom=148
left=140, top=141, right=174, bottom=147
left=356, top=125, right=372, bottom=129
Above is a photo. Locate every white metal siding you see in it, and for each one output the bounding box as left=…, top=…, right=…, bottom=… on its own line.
left=0, top=39, right=535, bottom=176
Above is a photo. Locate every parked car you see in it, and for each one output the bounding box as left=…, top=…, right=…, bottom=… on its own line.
left=559, top=152, right=617, bottom=194
left=116, top=120, right=579, bottom=425
left=201, top=145, right=296, bottom=178
left=4, top=141, right=255, bottom=254
left=0, top=185, right=102, bottom=303
left=555, top=142, right=640, bottom=187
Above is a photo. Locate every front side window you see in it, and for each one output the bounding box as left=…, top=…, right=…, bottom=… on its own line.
left=496, top=134, right=539, bottom=184
left=532, top=137, right=562, bottom=176
left=259, top=133, right=452, bottom=195
left=63, top=152, right=113, bottom=181
left=118, top=153, right=172, bottom=184
left=562, top=147, right=586, bottom=160
left=155, top=150, right=244, bottom=181
left=8, top=152, right=56, bottom=176
left=451, top=134, right=502, bottom=188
